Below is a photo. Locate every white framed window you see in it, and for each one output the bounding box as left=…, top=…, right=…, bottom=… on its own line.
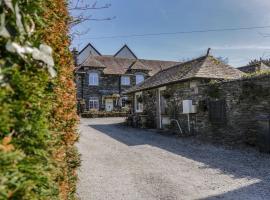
left=89, top=97, right=99, bottom=110
left=89, top=72, right=99, bottom=86
left=135, top=74, right=144, bottom=85
left=121, top=76, right=130, bottom=86
left=135, top=92, right=143, bottom=112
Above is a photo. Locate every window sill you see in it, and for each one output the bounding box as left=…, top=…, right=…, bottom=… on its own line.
left=135, top=110, right=143, bottom=113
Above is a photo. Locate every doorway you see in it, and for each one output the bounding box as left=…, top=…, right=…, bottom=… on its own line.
left=105, top=99, right=114, bottom=112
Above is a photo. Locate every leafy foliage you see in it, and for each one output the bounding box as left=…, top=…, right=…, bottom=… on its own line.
left=249, top=58, right=270, bottom=66
left=207, top=81, right=222, bottom=99
left=0, top=0, right=79, bottom=199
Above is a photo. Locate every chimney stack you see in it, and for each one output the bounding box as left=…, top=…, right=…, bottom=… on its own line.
left=72, top=48, right=79, bottom=66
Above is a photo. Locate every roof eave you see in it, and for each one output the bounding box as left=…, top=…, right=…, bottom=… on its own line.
left=124, top=77, right=200, bottom=95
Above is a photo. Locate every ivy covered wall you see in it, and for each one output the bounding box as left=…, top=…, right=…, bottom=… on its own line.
left=129, top=75, right=270, bottom=149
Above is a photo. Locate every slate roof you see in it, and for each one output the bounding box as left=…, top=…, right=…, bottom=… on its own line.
left=78, top=55, right=180, bottom=76
left=238, top=62, right=270, bottom=73
left=129, top=60, right=149, bottom=71
left=125, top=55, right=245, bottom=94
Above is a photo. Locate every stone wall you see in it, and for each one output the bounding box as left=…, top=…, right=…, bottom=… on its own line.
left=131, top=74, right=270, bottom=147
left=76, top=68, right=149, bottom=111
left=76, top=70, right=120, bottom=110
left=196, top=74, right=270, bottom=146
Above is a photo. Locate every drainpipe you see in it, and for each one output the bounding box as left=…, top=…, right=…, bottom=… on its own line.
left=81, top=74, right=84, bottom=99
left=119, top=75, right=121, bottom=95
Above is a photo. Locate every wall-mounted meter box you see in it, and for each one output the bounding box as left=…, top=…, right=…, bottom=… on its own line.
left=183, top=100, right=197, bottom=114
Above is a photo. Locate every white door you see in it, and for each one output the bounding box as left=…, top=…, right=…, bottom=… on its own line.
left=105, top=99, right=114, bottom=112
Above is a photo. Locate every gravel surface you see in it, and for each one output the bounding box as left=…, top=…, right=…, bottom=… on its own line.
left=77, top=117, right=270, bottom=200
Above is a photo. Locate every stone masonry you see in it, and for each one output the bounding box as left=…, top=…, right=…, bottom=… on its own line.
left=130, top=74, right=270, bottom=148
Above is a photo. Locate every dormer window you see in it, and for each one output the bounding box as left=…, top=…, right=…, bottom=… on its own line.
left=89, top=72, right=99, bottom=86
left=121, top=76, right=130, bottom=86
left=136, top=74, right=144, bottom=85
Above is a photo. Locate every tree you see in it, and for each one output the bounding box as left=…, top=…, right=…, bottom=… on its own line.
left=68, top=0, right=115, bottom=40
left=248, top=58, right=270, bottom=66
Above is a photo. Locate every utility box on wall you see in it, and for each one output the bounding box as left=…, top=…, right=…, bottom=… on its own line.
left=183, top=100, right=197, bottom=114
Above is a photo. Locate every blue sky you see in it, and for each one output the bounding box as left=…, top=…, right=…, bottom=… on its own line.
left=71, top=0, right=270, bottom=67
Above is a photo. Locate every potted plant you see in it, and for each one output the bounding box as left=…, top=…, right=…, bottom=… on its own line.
left=163, top=92, right=172, bottom=99
left=137, top=95, right=143, bottom=103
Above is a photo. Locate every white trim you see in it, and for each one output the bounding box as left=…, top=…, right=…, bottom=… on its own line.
left=89, top=97, right=99, bottom=110
left=134, top=92, right=143, bottom=113
left=89, top=72, right=99, bottom=86
left=158, top=86, right=166, bottom=128
left=135, top=74, right=145, bottom=85
left=158, top=89, right=162, bottom=128
left=121, top=75, right=130, bottom=86
left=159, top=86, right=166, bottom=91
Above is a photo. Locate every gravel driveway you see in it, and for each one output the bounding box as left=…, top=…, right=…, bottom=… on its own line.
left=77, top=117, right=270, bottom=200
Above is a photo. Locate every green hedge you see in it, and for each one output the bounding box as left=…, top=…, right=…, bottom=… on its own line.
left=0, top=0, right=78, bottom=199
left=81, top=111, right=128, bottom=118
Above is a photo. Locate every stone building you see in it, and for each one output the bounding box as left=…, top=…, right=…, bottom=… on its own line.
left=238, top=61, right=270, bottom=73
left=125, top=53, right=245, bottom=130
left=75, top=43, right=179, bottom=112
left=125, top=52, right=270, bottom=149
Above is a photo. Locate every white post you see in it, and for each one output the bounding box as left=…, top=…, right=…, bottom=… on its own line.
left=187, top=113, right=191, bottom=133
left=158, top=89, right=162, bottom=129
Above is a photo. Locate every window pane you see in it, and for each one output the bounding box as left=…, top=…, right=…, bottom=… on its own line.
left=89, top=97, right=99, bottom=109
left=136, top=75, right=144, bottom=85
left=89, top=73, right=99, bottom=85
left=121, top=76, right=130, bottom=85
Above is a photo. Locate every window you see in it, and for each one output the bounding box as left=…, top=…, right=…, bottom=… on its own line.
left=135, top=92, right=143, bottom=112
left=136, top=74, right=144, bottom=85
left=89, top=72, right=99, bottom=86
left=121, top=76, right=130, bottom=86
left=89, top=97, right=99, bottom=110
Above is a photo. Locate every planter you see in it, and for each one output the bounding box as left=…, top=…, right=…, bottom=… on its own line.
left=161, top=115, right=171, bottom=130
left=140, top=115, right=148, bottom=128
left=162, top=115, right=170, bottom=126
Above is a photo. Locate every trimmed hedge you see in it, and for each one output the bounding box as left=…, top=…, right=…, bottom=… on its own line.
left=81, top=111, right=128, bottom=118
left=0, top=0, right=79, bottom=199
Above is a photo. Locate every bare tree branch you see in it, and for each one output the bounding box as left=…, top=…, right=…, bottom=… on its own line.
left=69, top=4, right=111, bottom=10
left=69, top=0, right=111, bottom=10
left=71, top=15, right=115, bottom=27
left=69, top=0, right=115, bottom=39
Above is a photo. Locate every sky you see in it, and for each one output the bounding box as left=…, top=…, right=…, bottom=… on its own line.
left=71, top=0, right=270, bottom=67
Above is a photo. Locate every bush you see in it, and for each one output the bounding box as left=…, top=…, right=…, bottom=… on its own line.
left=0, top=0, right=79, bottom=199
left=81, top=110, right=128, bottom=118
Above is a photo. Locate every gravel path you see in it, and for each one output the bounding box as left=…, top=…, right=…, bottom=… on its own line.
left=77, top=117, right=270, bottom=200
